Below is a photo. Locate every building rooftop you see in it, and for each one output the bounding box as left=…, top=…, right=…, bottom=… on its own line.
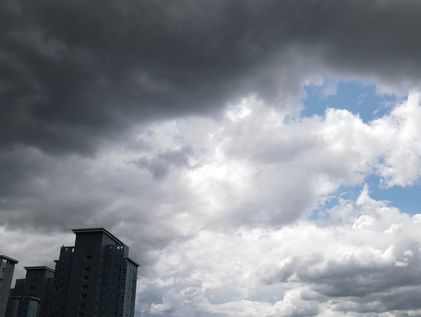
left=24, top=266, right=55, bottom=273
left=125, top=257, right=140, bottom=267
left=72, top=227, right=125, bottom=245
left=0, top=255, right=19, bottom=264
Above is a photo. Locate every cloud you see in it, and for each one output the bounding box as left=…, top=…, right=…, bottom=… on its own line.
left=2, top=0, right=421, bottom=154
left=133, top=146, right=193, bottom=179
left=181, top=92, right=421, bottom=227
left=2, top=92, right=421, bottom=316
left=374, top=93, right=421, bottom=186
left=136, top=188, right=421, bottom=316
left=2, top=92, right=421, bottom=234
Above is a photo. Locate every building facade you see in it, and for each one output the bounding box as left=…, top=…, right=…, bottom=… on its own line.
left=5, top=296, right=40, bottom=317
left=49, top=247, right=74, bottom=317
left=51, top=228, right=139, bottom=317
left=0, top=255, right=18, bottom=317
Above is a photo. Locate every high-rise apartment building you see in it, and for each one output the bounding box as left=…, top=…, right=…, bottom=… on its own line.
left=51, top=228, right=138, bottom=317
left=0, top=255, right=18, bottom=317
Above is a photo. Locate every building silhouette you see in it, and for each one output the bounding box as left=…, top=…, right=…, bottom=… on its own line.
left=6, top=228, right=139, bottom=317
left=52, top=228, right=139, bottom=316
left=0, top=255, right=18, bottom=317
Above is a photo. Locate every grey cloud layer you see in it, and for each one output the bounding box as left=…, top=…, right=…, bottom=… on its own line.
left=1, top=0, right=421, bottom=153
left=2, top=92, right=421, bottom=230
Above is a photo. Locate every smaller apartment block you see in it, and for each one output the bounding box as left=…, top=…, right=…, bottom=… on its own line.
left=0, top=255, right=18, bottom=317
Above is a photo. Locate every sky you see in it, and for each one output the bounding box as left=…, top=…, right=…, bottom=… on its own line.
left=1, top=1, right=421, bottom=316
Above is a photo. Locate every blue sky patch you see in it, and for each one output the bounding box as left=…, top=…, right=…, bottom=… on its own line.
left=302, top=80, right=404, bottom=122
left=366, top=175, right=421, bottom=214
left=303, top=80, right=419, bottom=216
left=312, top=176, right=421, bottom=220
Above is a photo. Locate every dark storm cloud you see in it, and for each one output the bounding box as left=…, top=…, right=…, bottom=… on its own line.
left=1, top=0, right=421, bottom=154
